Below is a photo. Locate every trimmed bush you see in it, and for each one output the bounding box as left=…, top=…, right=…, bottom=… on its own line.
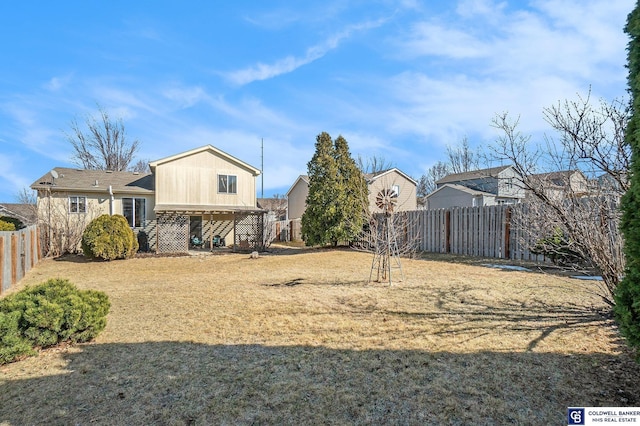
left=81, top=214, right=139, bottom=260
left=0, top=311, right=34, bottom=364
left=0, top=278, right=110, bottom=364
left=0, top=216, right=23, bottom=230
left=0, top=220, right=16, bottom=231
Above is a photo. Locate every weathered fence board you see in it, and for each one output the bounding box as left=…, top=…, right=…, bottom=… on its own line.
left=1, top=225, right=41, bottom=295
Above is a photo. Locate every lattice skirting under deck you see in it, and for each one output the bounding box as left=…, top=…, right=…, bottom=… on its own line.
left=157, top=213, right=189, bottom=253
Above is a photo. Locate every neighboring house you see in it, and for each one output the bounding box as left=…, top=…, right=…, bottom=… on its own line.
left=31, top=145, right=264, bottom=253
left=0, top=203, right=37, bottom=226
left=286, top=168, right=417, bottom=220
left=595, top=171, right=628, bottom=194
left=365, top=168, right=417, bottom=213
left=529, top=170, right=590, bottom=200
left=425, top=184, right=498, bottom=209
left=427, top=165, right=525, bottom=209
left=286, top=175, right=309, bottom=220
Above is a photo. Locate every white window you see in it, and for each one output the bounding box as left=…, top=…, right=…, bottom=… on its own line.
left=218, top=174, right=237, bottom=194
left=505, top=178, right=514, bottom=190
left=123, top=198, right=146, bottom=228
left=69, top=196, right=86, bottom=213
left=391, top=184, right=400, bottom=197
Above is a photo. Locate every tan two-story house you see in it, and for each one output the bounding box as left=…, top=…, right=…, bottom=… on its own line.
left=31, top=145, right=264, bottom=254
left=286, top=167, right=418, bottom=220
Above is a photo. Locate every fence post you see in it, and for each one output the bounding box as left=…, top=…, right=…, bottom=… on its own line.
left=11, top=234, right=18, bottom=285
left=445, top=210, right=451, bottom=254
left=30, top=227, right=36, bottom=268
left=20, top=231, right=26, bottom=279
left=504, top=206, right=512, bottom=259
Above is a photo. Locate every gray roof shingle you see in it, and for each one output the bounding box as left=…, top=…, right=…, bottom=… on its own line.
left=30, top=167, right=154, bottom=195
left=436, top=165, right=512, bottom=185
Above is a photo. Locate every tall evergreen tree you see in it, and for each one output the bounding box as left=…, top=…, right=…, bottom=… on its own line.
left=302, top=132, right=340, bottom=246
left=334, top=135, right=369, bottom=243
left=302, top=132, right=368, bottom=246
left=617, top=2, right=640, bottom=351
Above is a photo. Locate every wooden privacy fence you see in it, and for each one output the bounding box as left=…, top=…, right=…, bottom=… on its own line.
left=1, top=225, right=41, bottom=295
left=403, top=205, right=544, bottom=261
left=267, top=206, right=545, bottom=262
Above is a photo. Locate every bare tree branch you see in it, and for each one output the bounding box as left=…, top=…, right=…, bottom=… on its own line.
left=489, top=94, right=629, bottom=305
left=67, top=106, right=140, bottom=171
left=357, top=155, right=395, bottom=174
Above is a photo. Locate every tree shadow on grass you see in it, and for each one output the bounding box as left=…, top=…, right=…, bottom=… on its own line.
left=1, top=341, right=639, bottom=425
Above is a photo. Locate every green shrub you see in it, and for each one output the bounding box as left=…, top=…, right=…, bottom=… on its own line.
left=0, top=278, right=110, bottom=364
left=81, top=214, right=139, bottom=260
left=0, top=311, right=34, bottom=364
left=615, top=268, right=640, bottom=353
left=0, top=220, right=16, bottom=231
left=531, top=227, right=584, bottom=267
left=0, top=216, right=23, bottom=230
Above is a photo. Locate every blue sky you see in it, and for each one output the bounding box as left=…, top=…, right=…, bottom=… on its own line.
left=0, top=0, right=633, bottom=202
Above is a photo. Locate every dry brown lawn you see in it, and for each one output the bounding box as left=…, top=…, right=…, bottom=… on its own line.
left=1, top=247, right=638, bottom=425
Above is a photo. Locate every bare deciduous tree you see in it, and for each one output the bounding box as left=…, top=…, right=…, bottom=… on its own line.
left=417, top=161, right=449, bottom=206
left=490, top=92, right=629, bottom=305
left=39, top=193, right=99, bottom=257
left=68, top=107, right=140, bottom=171
left=418, top=137, right=483, bottom=202
left=15, top=187, right=37, bottom=205
left=357, top=155, right=395, bottom=174
left=447, top=136, right=480, bottom=174
left=130, top=158, right=150, bottom=174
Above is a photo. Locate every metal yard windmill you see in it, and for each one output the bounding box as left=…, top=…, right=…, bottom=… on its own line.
left=369, top=188, right=404, bottom=285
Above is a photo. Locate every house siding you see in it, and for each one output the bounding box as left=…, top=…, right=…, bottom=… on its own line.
left=154, top=150, right=256, bottom=208
left=287, top=178, right=309, bottom=220
left=368, top=170, right=417, bottom=212
left=428, top=186, right=476, bottom=209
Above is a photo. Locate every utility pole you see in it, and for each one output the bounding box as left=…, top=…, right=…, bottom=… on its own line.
left=261, top=138, right=264, bottom=199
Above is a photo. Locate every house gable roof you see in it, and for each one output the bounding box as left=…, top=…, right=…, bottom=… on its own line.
left=30, top=168, right=154, bottom=195
left=365, top=168, right=417, bottom=186
left=0, top=203, right=37, bottom=225
left=288, top=167, right=416, bottom=196
left=426, top=183, right=495, bottom=199
left=286, top=175, right=310, bottom=197
left=149, top=144, right=261, bottom=176
left=436, top=165, right=513, bottom=185
left=531, top=169, right=587, bottom=185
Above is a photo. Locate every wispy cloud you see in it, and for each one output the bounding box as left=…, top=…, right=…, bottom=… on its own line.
left=225, top=18, right=388, bottom=86
left=43, top=74, right=73, bottom=92
left=162, top=85, right=208, bottom=109
left=0, top=153, right=34, bottom=197
left=243, top=9, right=302, bottom=30
left=401, top=23, right=491, bottom=59
left=384, top=0, right=630, bottom=148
